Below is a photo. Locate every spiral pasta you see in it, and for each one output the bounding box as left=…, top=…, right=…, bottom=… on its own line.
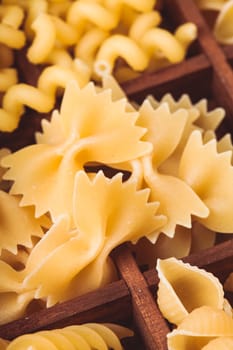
left=3, top=323, right=133, bottom=350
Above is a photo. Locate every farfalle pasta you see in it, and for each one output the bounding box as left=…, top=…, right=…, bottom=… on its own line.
left=1, top=75, right=233, bottom=324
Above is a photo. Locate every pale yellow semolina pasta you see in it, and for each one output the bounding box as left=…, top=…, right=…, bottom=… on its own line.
left=213, top=0, right=233, bottom=44
left=27, top=12, right=56, bottom=63
left=3, top=323, right=133, bottom=350
left=1, top=80, right=152, bottom=218
left=75, top=27, right=109, bottom=66
left=67, top=1, right=120, bottom=31
left=167, top=306, right=233, bottom=350
left=94, top=34, right=150, bottom=77
left=0, top=69, right=18, bottom=92
left=21, top=171, right=164, bottom=305
left=156, top=257, right=226, bottom=326
left=0, top=62, right=91, bottom=132
left=179, top=130, right=233, bottom=232
left=129, top=10, right=162, bottom=41
left=0, top=4, right=25, bottom=48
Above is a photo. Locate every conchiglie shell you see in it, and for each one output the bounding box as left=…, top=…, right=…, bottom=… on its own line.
left=214, top=0, right=233, bottom=44
left=202, top=337, right=233, bottom=350
left=156, top=258, right=224, bottom=325
left=167, top=306, right=233, bottom=350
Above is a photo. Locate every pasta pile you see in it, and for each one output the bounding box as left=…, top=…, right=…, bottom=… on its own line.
left=0, top=322, right=133, bottom=349
left=156, top=257, right=233, bottom=350
left=0, top=0, right=197, bottom=132
left=0, top=76, right=233, bottom=325
left=196, top=0, right=233, bottom=44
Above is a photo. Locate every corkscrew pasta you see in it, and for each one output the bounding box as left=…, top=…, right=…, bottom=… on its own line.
left=0, top=0, right=198, bottom=131
left=2, top=323, right=133, bottom=350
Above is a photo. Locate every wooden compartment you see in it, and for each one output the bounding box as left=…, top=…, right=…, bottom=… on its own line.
left=0, top=0, right=233, bottom=349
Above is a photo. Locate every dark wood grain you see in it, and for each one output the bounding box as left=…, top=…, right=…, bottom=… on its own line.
left=112, top=245, right=169, bottom=350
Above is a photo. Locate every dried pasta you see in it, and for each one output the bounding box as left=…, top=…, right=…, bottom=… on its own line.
left=0, top=4, right=25, bottom=48
left=156, top=258, right=233, bottom=350
left=94, top=34, right=150, bottom=77
left=21, top=170, right=165, bottom=305
left=4, top=323, right=133, bottom=350
left=0, top=1, right=198, bottom=131
left=0, top=62, right=90, bottom=132
left=2, top=80, right=152, bottom=219
left=156, top=257, right=225, bottom=325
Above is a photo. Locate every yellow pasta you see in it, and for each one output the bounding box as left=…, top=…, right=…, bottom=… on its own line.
left=140, top=23, right=197, bottom=63
left=67, top=1, right=120, bottom=31
left=179, top=130, right=233, bottom=232
left=75, top=27, right=109, bottom=66
left=21, top=170, right=164, bottom=305
left=167, top=306, right=233, bottom=350
left=5, top=323, right=133, bottom=350
left=213, top=0, right=233, bottom=44
left=27, top=12, right=56, bottom=63
left=0, top=5, right=25, bottom=48
left=1, top=80, right=152, bottom=218
left=0, top=63, right=90, bottom=132
left=129, top=10, right=162, bottom=41
left=94, top=34, right=150, bottom=77
left=0, top=69, right=18, bottom=92
left=156, top=258, right=225, bottom=326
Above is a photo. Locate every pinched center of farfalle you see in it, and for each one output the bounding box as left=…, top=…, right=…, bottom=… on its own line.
left=19, top=171, right=166, bottom=307
left=1, top=80, right=152, bottom=221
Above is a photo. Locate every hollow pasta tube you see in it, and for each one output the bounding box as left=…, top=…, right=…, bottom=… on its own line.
left=67, top=1, right=119, bottom=31
left=94, top=34, right=149, bottom=77
left=27, top=12, right=56, bottom=64
left=129, top=10, right=162, bottom=41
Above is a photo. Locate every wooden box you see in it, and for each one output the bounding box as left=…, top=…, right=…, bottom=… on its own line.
left=0, top=0, right=233, bottom=349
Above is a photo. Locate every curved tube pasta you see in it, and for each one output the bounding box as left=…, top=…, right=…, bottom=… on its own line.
left=67, top=1, right=119, bottom=31
left=0, top=68, right=17, bottom=91
left=0, top=24, right=25, bottom=49
left=0, top=4, right=24, bottom=28
left=94, top=35, right=149, bottom=77
left=51, top=15, right=79, bottom=46
left=27, top=12, right=56, bottom=63
left=129, top=11, right=162, bottom=41
left=174, top=22, right=198, bottom=51
left=121, top=0, right=156, bottom=12
left=23, top=0, right=48, bottom=39
left=75, top=28, right=109, bottom=66
left=0, top=63, right=89, bottom=132
left=141, top=24, right=196, bottom=63
left=0, top=4, right=25, bottom=48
